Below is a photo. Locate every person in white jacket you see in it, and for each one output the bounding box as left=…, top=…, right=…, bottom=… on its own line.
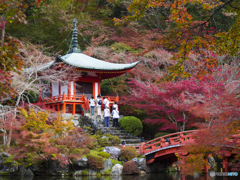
left=103, top=97, right=109, bottom=109
left=112, top=107, right=119, bottom=128
left=96, top=94, right=102, bottom=118
left=103, top=106, right=111, bottom=127
left=89, top=96, right=95, bottom=117
left=112, top=101, right=118, bottom=111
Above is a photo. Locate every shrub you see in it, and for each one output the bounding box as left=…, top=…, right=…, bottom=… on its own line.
left=104, top=169, right=111, bottom=175
left=106, top=134, right=121, bottom=145
left=98, top=137, right=109, bottom=147
left=123, top=161, right=140, bottom=174
left=111, top=159, right=123, bottom=166
left=98, top=152, right=111, bottom=158
left=87, top=137, right=99, bottom=150
left=96, top=172, right=101, bottom=178
left=97, top=134, right=121, bottom=147
left=81, top=169, right=89, bottom=176
left=119, top=146, right=137, bottom=161
left=154, top=132, right=170, bottom=138
left=119, top=116, right=142, bottom=136
left=87, top=154, right=104, bottom=170
left=99, top=147, right=105, bottom=151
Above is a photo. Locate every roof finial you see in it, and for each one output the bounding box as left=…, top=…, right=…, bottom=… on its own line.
left=68, top=18, right=81, bottom=54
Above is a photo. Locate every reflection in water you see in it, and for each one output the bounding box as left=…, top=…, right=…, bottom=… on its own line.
left=0, top=173, right=239, bottom=180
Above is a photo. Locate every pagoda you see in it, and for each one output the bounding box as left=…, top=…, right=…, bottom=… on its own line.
left=37, top=19, right=139, bottom=115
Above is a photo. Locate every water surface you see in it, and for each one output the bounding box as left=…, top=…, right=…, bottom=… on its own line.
left=0, top=172, right=239, bottom=180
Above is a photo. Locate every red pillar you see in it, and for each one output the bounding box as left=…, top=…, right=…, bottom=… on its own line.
left=72, top=103, right=75, bottom=115
left=63, top=93, right=66, bottom=100
left=63, top=103, right=66, bottom=114
left=98, top=81, right=101, bottom=96
left=140, top=137, right=145, bottom=154
left=122, top=140, right=126, bottom=149
left=92, top=82, right=95, bottom=98
left=222, top=157, right=228, bottom=172
left=59, top=82, right=61, bottom=97
left=203, top=157, right=210, bottom=174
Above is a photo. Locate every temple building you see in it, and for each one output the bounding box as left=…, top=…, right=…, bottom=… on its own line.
left=36, top=19, right=139, bottom=115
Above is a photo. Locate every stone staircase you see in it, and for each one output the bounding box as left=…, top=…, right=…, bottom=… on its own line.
left=85, top=111, right=142, bottom=147
left=62, top=110, right=142, bottom=147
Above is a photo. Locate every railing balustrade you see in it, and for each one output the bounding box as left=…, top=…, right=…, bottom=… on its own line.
left=134, top=130, right=198, bottom=155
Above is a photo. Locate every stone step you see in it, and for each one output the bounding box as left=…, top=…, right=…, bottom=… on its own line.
left=121, top=139, right=141, bottom=144
left=124, top=143, right=141, bottom=147
left=111, top=133, right=133, bottom=136
left=118, top=135, right=138, bottom=139
left=100, top=128, right=124, bottom=132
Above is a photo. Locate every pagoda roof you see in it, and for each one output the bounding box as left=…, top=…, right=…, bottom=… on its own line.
left=24, top=18, right=139, bottom=74
left=24, top=53, right=139, bottom=73
left=57, top=53, right=139, bottom=71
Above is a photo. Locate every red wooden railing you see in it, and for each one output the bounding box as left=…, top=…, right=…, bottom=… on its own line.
left=134, top=130, right=198, bottom=155
left=103, top=96, right=119, bottom=102
left=43, top=94, right=83, bottom=102
left=43, top=95, right=119, bottom=103
left=134, top=130, right=240, bottom=155
left=42, top=94, right=119, bottom=114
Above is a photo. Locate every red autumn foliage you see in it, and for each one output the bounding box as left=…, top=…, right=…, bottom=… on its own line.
left=123, top=161, right=140, bottom=174
left=87, top=154, right=104, bottom=170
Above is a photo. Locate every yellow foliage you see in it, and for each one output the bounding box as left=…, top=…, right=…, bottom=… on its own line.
left=20, top=108, right=74, bottom=136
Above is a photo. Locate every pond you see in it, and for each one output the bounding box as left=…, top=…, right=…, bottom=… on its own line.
left=0, top=172, right=239, bottom=180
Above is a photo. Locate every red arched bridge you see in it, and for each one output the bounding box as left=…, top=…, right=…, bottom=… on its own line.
left=121, top=130, right=240, bottom=174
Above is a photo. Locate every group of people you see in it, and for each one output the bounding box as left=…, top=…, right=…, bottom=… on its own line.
left=89, top=95, right=120, bottom=128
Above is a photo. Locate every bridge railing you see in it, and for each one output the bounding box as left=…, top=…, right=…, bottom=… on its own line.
left=139, top=130, right=198, bottom=155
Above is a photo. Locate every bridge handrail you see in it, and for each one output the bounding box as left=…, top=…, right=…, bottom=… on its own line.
left=144, top=130, right=198, bottom=147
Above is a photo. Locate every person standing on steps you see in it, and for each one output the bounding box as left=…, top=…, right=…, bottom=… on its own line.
left=112, top=101, right=118, bottom=111
left=96, top=94, right=102, bottom=119
left=89, top=96, right=95, bottom=117
left=103, top=97, right=109, bottom=109
left=103, top=106, right=111, bottom=127
left=112, top=107, right=119, bottom=129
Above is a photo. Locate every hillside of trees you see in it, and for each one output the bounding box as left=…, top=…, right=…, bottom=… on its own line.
left=1, top=0, right=240, bottom=175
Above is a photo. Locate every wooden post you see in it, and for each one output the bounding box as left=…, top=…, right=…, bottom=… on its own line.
left=72, top=103, right=75, bottom=115
left=122, top=140, right=126, bottom=149
left=140, top=137, right=145, bottom=154
left=63, top=103, right=66, bottom=113
left=222, top=157, right=228, bottom=172
left=98, top=81, right=101, bottom=96
left=63, top=93, right=66, bottom=100
left=203, top=154, right=211, bottom=174
left=57, top=104, right=60, bottom=112
left=59, top=82, right=61, bottom=96
left=92, top=82, right=95, bottom=98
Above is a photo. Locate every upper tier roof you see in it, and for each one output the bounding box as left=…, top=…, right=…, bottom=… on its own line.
left=24, top=18, right=139, bottom=74
left=57, top=53, right=139, bottom=71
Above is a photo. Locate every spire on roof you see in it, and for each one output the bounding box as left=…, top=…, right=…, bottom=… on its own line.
left=68, top=18, right=81, bottom=54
